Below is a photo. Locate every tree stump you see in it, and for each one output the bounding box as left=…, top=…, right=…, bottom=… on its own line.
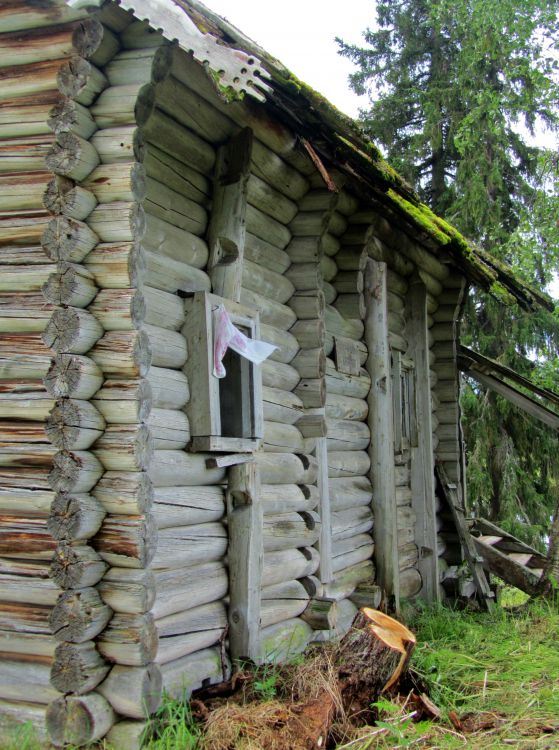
left=336, top=607, right=416, bottom=718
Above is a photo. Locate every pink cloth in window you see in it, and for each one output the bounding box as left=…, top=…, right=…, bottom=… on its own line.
left=213, top=304, right=277, bottom=378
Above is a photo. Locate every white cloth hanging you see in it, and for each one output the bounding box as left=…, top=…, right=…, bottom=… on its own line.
left=212, top=304, right=277, bottom=378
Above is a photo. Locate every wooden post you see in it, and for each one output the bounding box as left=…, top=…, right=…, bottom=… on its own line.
left=364, top=259, right=399, bottom=608
left=406, top=279, right=439, bottom=603
left=227, top=460, right=263, bottom=663
left=316, top=436, right=333, bottom=584
left=207, top=128, right=252, bottom=301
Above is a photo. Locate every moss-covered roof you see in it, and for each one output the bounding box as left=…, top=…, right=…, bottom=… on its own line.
left=180, top=0, right=552, bottom=312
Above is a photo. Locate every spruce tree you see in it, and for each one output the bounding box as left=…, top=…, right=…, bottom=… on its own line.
left=338, top=0, right=559, bottom=548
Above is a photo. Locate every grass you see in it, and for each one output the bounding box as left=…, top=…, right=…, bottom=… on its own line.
left=2, top=595, right=558, bottom=750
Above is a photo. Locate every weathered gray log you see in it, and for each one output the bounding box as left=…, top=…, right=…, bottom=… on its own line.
left=261, top=483, right=318, bottom=515
left=0, top=658, right=58, bottom=705
left=98, top=568, right=156, bottom=615
left=152, top=485, right=224, bottom=528
left=91, top=82, right=148, bottom=128
left=285, top=262, right=321, bottom=291
left=50, top=542, right=107, bottom=589
left=91, top=125, right=144, bottom=164
left=327, top=360, right=371, bottom=396
left=0, top=485, right=53, bottom=514
left=0, top=169, right=51, bottom=210
left=151, top=523, right=228, bottom=569
left=57, top=57, right=107, bottom=106
left=291, top=318, right=325, bottom=349
left=45, top=354, right=103, bottom=400
left=98, top=663, right=162, bottom=719
left=332, top=506, right=374, bottom=541
left=0, top=134, right=55, bottom=172
left=144, top=213, right=209, bottom=269
left=148, top=451, right=225, bottom=487
left=261, top=359, right=300, bottom=391
left=50, top=641, right=109, bottom=695
left=43, top=264, right=97, bottom=309
left=320, top=255, right=338, bottom=282
left=46, top=399, right=105, bottom=450
left=0, top=292, right=53, bottom=332
left=83, top=162, right=145, bottom=205
left=43, top=176, right=97, bottom=220
left=160, top=646, right=224, bottom=701
left=294, top=377, right=326, bottom=408
left=93, top=471, right=153, bottom=515
left=87, top=201, right=145, bottom=244
left=105, top=46, right=173, bottom=85
left=291, top=347, right=325, bottom=378
left=151, top=561, right=228, bottom=619
left=325, top=305, right=364, bottom=341
left=49, top=450, right=104, bottom=493
left=97, top=613, right=158, bottom=666
left=329, top=477, right=373, bottom=511
left=245, top=230, right=291, bottom=273
left=0, top=263, right=55, bottom=293
left=263, top=422, right=304, bottom=453
left=259, top=619, right=312, bottom=663
left=145, top=178, right=207, bottom=235
left=326, top=419, right=370, bottom=451
left=143, top=323, right=187, bottom=369
left=50, top=587, right=112, bottom=642
left=147, top=367, right=190, bottom=409
left=47, top=491, right=105, bottom=541
left=334, top=293, right=365, bottom=319
left=43, top=307, right=103, bottom=354
left=0, top=564, right=57, bottom=609
left=47, top=97, right=97, bottom=139
left=325, top=393, right=368, bottom=421
left=300, top=597, right=337, bottom=630
left=143, top=143, right=210, bottom=205
left=84, top=242, right=144, bottom=290
left=289, top=291, right=325, bottom=319
left=46, top=693, right=115, bottom=748
left=143, top=248, right=211, bottom=294
left=93, top=424, right=153, bottom=472
left=155, top=601, right=227, bottom=665
left=46, top=132, right=99, bottom=181
left=262, top=386, right=304, bottom=425
left=148, top=408, right=190, bottom=450
left=93, top=514, right=157, bottom=569
left=242, top=259, right=294, bottom=304
left=256, top=452, right=311, bottom=484
left=89, top=330, right=151, bottom=377
left=327, top=450, right=370, bottom=478
left=92, top=379, right=152, bottom=424
left=140, top=107, right=215, bottom=176
left=88, top=288, right=143, bottom=331
left=42, top=216, right=99, bottom=263
left=240, top=288, right=296, bottom=329
left=263, top=511, right=320, bottom=552
left=260, top=580, right=310, bottom=628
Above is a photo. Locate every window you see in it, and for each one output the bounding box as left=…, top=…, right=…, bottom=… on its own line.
left=392, top=352, right=417, bottom=452
left=183, top=292, right=263, bottom=452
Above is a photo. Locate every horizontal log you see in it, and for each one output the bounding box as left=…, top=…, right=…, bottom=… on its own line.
left=0, top=630, right=54, bottom=659
left=149, top=451, right=226, bottom=488
left=261, top=360, right=300, bottom=391
left=50, top=640, right=109, bottom=694
left=93, top=513, right=157, bottom=569
left=93, top=424, right=153, bottom=472
left=140, top=107, right=215, bottom=175
left=260, top=323, right=299, bottom=364
left=84, top=242, right=144, bottom=290
left=244, top=231, right=291, bottom=275
left=89, top=330, right=151, bottom=378
left=97, top=612, right=158, bottom=666
left=400, top=567, right=422, bottom=598
left=326, top=419, right=370, bottom=451
left=50, top=586, right=112, bottom=643
left=47, top=491, right=105, bottom=542
left=46, top=693, right=115, bottom=748
left=144, top=213, right=209, bottom=269
left=147, top=366, right=190, bottom=410
left=290, top=319, right=325, bottom=350
left=256, top=452, right=310, bottom=484
left=83, top=162, right=145, bottom=205
left=151, top=560, right=228, bottom=619
left=43, top=306, right=103, bottom=354
left=261, top=483, right=318, bottom=515
left=49, top=449, right=104, bottom=493
left=320, top=255, right=338, bottom=282
left=0, top=658, right=58, bottom=705
left=250, top=138, right=308, bottom=201
left=291, top=347, right=325, bottom=378
left=86, top=201, right=145, bottom=245
left=242, top=259, right=294, bottom=305
left=325, top=392, right=368, bottom=421
left=0, top=486, right=53, bottom=514
left=98, top=663, right=162, bottom=719
left=145, top=180, right=207, bottom=236
left=143, top=323, right=187, bottom=369
left=0, top=3, right=85, bottom=32
left=90, top=125, right=144, bottom=165
left=288, top=291, right=325, bottom=320
left=285, top=262, right=321, bottom=291
left=144, top=249, right=211, bottom=295
left=263, top=511, right=320, bottom=552
left=98, top=567, right=156, bottom=615
left=105, top=46, right=173, bottom=86
left=92, top=379, right=151, bottom=425
left=47, top=97, right=97, bottom=139
left=152, top=485, right=224, bottom=528
left=246, top=204, right=291, bottom=250
left=247, top=173, right=298, bottom=225
left=328, top=450, right=370, bottom=478
left=160, top=646, right=223, bottom=702
left=148, top=408, right=190, bottom=450
left=332, top=533, right=375, bottom=571
left=0, top=467, right=50, bottom=491
left=46, top=399, right=105, bottom=450
left=294, top=377, right=325, bottom=408
left=91, top=82, right=148, bottom=128
left=240, top=288, right=296, bottom=330
left=43, top=263, right=97, bottom=309
left=263, top=421, right=304, bottom=453
left=143, top=143, right=210, bottom=205
left=0, top=516, right=55, bottom=558
left=325, top=305, right=364, bottom=341
left=50, top=542, right=108, bottom=589
left=260, top=579, right=310, bottom=628
left=259, top=619, right=312, bottom=663
left=334, top=293, right=365, bottom=320
left=88, top=289, right=143, bottom=332
left=45, top=354, right=103, bottom=400
left=151, top=522, right=228, bottom=569
left=329, top=476, right=373, bottom=511
left=0, top=135, right=55, bottom=173
left=43, top=175, right=97, bottom=220
left=0, top=292, right=54, bottom=332
left=0, top=171, right=50, bottom=211
left=46, top=132, right=100, bottom=181
left=0, top=391, right=54, bottom=421
left=262, top=386, right=304, bottom=425
left=93, top=471, right=153, bottom=516
left=332, top=506, right=374, bottom=540
left=0, top=443, right=56, bottom=469
left=325, top=560, right=374, bottom=602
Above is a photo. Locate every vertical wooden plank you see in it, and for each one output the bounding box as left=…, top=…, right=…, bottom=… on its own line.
left=226, top=460, right=263, bottom=663
left=316, top=435, right=333, bottom=584
left=407, top=279, right=439, bottom=603
left=207, top=128, right=253, bottom=302
left=364, top=259, right=399, bottom=607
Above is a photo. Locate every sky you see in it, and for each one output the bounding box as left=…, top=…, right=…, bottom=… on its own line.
left=204, top=0, right=373, bottom=118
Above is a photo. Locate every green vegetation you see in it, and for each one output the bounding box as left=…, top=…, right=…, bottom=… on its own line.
left=338, top=0, right=559, bottom=558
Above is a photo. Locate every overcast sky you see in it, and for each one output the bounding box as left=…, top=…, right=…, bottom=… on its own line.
left=205, top=0, right=373, bottom=118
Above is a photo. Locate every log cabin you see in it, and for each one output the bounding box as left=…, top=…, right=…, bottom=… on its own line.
left=0, top=0, right=552, bottom=746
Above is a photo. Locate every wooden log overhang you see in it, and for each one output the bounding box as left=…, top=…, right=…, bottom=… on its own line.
left=66, top=0, right=553, bottom=314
